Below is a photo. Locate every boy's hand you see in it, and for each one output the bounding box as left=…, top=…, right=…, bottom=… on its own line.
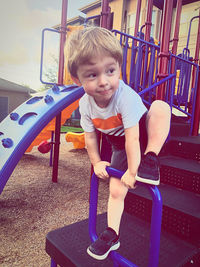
left=93, top=161, right=110, bottom=179
left=121, top=169, right=137, bottom=189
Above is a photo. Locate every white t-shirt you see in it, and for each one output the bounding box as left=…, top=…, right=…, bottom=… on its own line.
left=79, top=80, right=147, bottom=136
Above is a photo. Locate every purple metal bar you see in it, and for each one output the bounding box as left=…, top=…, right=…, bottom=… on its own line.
left=122, top=36, right=129, bottom=83
left=192, top=68, right=200, bottom=135
left=84, top=14, right=101, bottom=26
left=49, top=131, right=54, bottom=167
left=192, top=13, right=200, bottom=135
left=112, top=29, right=160, bottom=94
left=40, top=28, right=60, bottom=85
left=50, top=258, right=57, bottom=267
left=89, top=166, right=162, bottom=267
left=129, top=39, right=137, bottom=87
left=156, top=0, right=173, bottom=100
left=186, top=15, right=200, bottom=51
left=52, top=0, right=68, bottom=182
left=142, top=44, right=149, bottom=89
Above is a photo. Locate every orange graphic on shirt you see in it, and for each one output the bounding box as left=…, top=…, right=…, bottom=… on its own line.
left=92, top=114, right=122, bottom=130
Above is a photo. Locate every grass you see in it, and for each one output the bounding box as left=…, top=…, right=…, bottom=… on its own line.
left=61, top=125, right=84, bottom=133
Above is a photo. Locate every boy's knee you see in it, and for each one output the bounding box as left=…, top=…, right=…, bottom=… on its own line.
left=109, top=185, right=126, bottom=200
left=149, top=100, right=171, bottom=118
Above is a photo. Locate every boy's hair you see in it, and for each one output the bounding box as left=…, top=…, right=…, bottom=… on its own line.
left=65, top=26, right=123, bottom=78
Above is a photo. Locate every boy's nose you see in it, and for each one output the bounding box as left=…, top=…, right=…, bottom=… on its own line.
left=98, top=74, right=108, bottom=86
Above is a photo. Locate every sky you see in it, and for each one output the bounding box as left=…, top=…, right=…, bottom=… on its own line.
left=0, top=0, right=93, bottom=91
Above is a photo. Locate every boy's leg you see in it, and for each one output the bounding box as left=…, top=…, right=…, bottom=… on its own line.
left=145, top=100, right=171, bottom=155
left=87, top=149, right=128, bottom=260
left=136, top=100, right=171, bottom=185
left=87, top=177, right=128, bottom=260
left=107, top=177, right=128, bottom=235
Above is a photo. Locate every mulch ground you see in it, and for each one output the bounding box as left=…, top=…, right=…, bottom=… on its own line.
left=0, top=134, right=109, bottom=267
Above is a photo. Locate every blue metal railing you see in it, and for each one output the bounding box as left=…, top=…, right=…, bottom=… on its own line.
left=89, top=167, right=162, bottom=267
left=112, top=29, right=160, bottom=94
left=112, top=29, right=199, bottom=135
left=169, top=53, right=199, bottom=134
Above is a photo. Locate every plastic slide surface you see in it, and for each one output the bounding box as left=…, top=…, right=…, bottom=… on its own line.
left=0, top=84, right=84, bottom=194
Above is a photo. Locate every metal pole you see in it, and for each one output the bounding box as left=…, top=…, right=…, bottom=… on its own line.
left=101, top=0, right=109, bottom=28
left=191, top=14, right=200, bottom=136
left=192, top=69, right=200, bottom=136
left=52, top=0, right=68, bottom=182
left=171, top=0, right=182, bottom=69
left=134, top=0, right=142, bottom=38
left=156, top=0, right=173, bottom=100
left=145, top=0, right=153, bottom=42
left=171, top=0, right=182, bottom=56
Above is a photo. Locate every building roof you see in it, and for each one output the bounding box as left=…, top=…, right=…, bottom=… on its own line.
left=53, top=16, right=85, bottom=30
left=79, top=0, right=102, bottom=14
left=0, top=78, right=36, bottom=94
left=154, top=0, right=199, bottom=9
left=79, top=0, right=113, bottom=14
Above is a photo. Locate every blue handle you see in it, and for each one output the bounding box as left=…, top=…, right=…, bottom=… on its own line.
left=106, top=166, right=124, bottom=179
left=89, top=166, right=162, bottom=267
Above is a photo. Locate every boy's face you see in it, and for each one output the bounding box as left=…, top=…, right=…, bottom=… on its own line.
left=72, top=55, right=120, bottom=108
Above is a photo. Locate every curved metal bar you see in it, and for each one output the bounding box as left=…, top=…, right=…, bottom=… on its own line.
left=186, top=16, right=200, bottom=50
left=88, top=166, right=162, bottom=267
left=147, top=185, right=162, bottom=267
left=40, top=28, right=61, bottom=85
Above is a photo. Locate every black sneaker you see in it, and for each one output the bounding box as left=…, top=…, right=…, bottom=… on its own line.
left=136, top=152, right=160, bottom=185
left=87, top=227, right=120, bottom=260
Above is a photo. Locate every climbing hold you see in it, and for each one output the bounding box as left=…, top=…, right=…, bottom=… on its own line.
left=2, top=138, right=13, bottom=148
left=44, top=95, right=54, bottom=104
left=38, top=140, right=52, bottom=153
left=18, top=112, right=37, bottom=125
left=10, top=112, right=19, bottom=121
left=52, top=84, right=60, bottom=94
left=26, top=96, right=43, bottom=104
left=61, top=85, right=78, bottom=92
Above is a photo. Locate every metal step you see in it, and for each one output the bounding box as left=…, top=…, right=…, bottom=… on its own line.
left=46, top=213, right=200, bottom=267
left=170, top=121, right=191, bottom=137
left=125, top=184, right=200, bottom=246
left=164, top=136, right=200, bottom=161
left=159, top=155, right=200, bottom=194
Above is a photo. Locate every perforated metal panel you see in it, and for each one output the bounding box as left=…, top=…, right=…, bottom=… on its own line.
left=160, top=166, right=200, bottom=194
left=125, top=190, right=200, bottom=246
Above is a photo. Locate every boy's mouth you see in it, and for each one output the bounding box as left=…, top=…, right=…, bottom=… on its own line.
left=98, top=89, right=112, bottom=95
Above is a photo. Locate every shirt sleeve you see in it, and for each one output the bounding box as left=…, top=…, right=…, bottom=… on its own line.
left=79, top=95, right=95, bottom=132
left=118, top=87, right=147, bottom=129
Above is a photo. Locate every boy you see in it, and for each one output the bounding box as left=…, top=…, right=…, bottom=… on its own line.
left=65, top=26, right=171, bottom=260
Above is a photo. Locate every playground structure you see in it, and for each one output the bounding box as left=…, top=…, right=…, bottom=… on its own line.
left=0, top=0, right=200, bottom=266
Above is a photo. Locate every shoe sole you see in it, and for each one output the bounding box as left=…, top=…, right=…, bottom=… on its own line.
left=135, top=174, right=160, bottom=185
left=87, top=241, right=120, bottom=260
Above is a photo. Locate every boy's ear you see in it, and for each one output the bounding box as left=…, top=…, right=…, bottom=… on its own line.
left=71, top=76, right=82, bottom=86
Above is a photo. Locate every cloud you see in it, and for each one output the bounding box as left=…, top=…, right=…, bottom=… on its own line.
left=0, top=0, right=60, bottom=67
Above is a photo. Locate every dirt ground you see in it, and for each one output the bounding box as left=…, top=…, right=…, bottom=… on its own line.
left=0, top=134, right=109, bottom=267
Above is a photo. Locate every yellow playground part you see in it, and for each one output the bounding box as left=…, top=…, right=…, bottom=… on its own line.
left=65, top=132, right=85, bottom=149
left=26, top=25, right=83, bottom=153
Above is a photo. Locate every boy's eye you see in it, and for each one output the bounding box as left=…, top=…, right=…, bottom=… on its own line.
left=87, top=73, right=96, bottom=78
left=107, top=68, right=115, bottom=74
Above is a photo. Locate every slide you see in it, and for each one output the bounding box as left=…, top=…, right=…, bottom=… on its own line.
left=0, top=84, right=84, bottom=194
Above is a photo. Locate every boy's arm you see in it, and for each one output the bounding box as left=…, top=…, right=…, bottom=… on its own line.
left=121, top=124, right=141, bottom=188
left=85, top=131, right=110, bottom=179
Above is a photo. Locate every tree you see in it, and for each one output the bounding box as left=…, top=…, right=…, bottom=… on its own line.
left=39, top=54, right=59, bottom=91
